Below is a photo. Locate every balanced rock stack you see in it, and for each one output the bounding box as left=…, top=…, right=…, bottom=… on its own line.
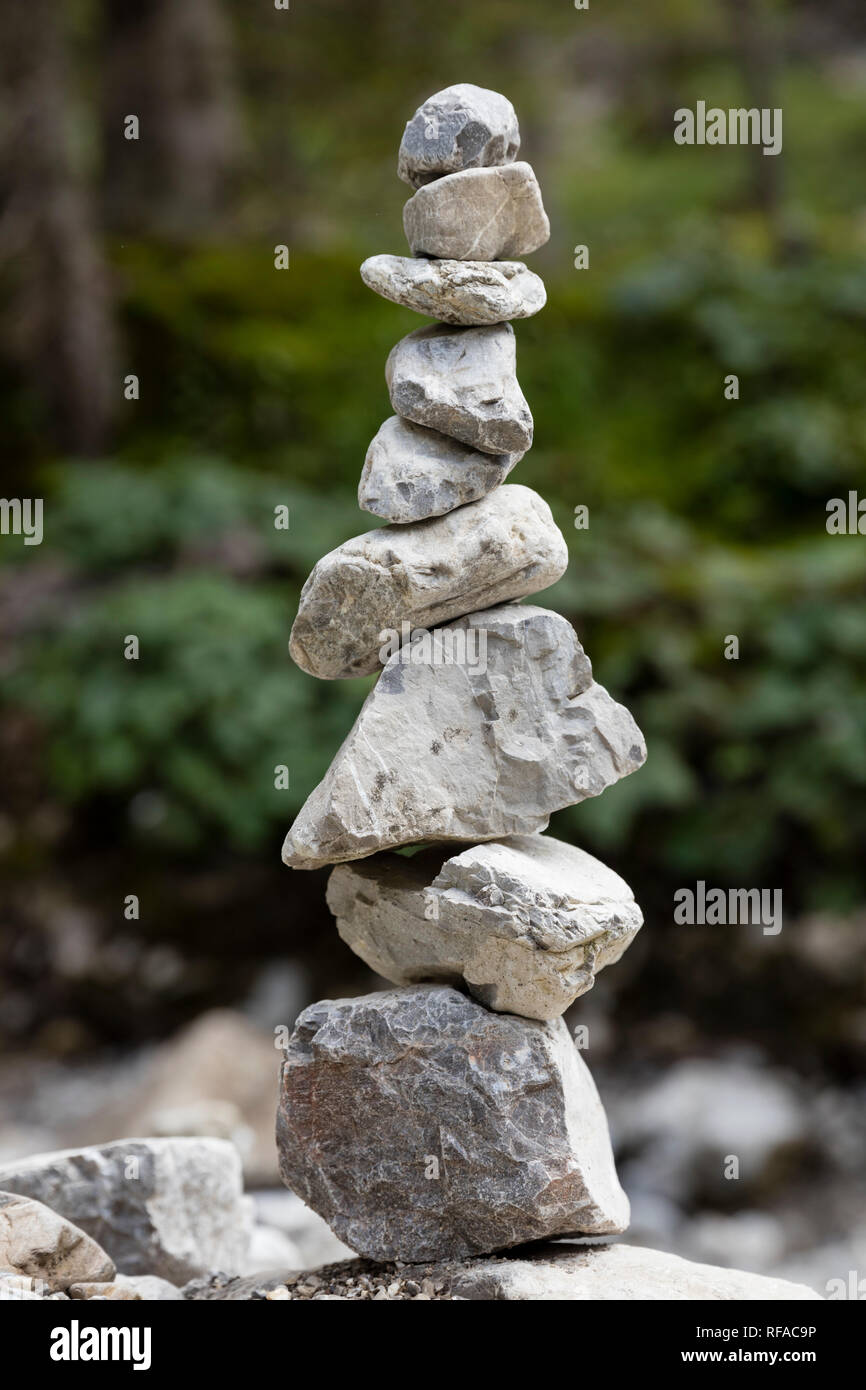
left=278, top=84, right=648, bottom=1266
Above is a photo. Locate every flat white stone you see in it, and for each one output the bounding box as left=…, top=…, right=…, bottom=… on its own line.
left=447, top=1242, right=823, bottom=1300
left=360, top=255, right=546, bottom=326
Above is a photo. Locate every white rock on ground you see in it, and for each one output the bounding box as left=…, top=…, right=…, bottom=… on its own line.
left=397, top=83, right=520, bottom=189
left=327, top=833, right=643, bottom=1021
left=386, top=321, right=532, bottom=456
left=360, top=255, right=546, bottom=326
left=241, top=1223, right=303, bottom=1275
left=359, top=415, right=523, bottom=524
left=0, top=1138, right=251, bottom=1284
left=446, top=1242, right=823, bottom=1300
left=67, top=1274, right=182, bottom=1301
left=276, top=984, right=628, bottom=1262
left=283, top=603, right=646, bottom=870
left=0, top=1190, right=115, bottom=1291
left=289, top=484, right=567, bottom=680
left=403, top=163, right=550, bottom=261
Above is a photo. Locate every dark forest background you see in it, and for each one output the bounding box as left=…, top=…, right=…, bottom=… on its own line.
left=0, top=0, right=864, bottom=1134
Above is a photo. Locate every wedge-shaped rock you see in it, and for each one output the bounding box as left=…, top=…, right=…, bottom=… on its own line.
left=276, top=984, right=629, bottom=1262
left=289, top=485, right=566, bottom=680
left=283, top=604, right=646, bottom=870
left=397, top=83, right=520, bottom=189
left=361, top=255, right=545, bottom=326
left=404, top=163, right=549, bottom=261
left=327, top=834, right=642, bottom=1021
left=359, top=415, right=522, bottom=523
left=0, top=1191, right=115, bottom=1291
left=0, top=1138, right=251, bottom=1284
left=386, top=322, right=532, bottom=455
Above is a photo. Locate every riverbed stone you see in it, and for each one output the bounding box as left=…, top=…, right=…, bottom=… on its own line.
left=327, top=834, right=643, bottom=1021
left=359, top=415, right=522, bottom=523
left=397, top=84, right=520, bottom=189
left=360, top=255, right=546, bottom=326
left=276, top=984, right=628, bottom=1262
left=386, top=321, right=532, bottom=456
left=403, top=163, right=549, bottom=261
left=289, top=485, right=567, bottom=680
left=0, top=1138, right=251, bottom=1284
left=283, top=603, right=646, bottom=870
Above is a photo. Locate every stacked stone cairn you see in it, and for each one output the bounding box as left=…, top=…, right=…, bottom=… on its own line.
left=277, top=84, right=649, bottom=1266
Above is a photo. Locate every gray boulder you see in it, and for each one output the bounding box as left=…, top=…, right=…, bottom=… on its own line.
left=276, top=984, right=629, bottom=1262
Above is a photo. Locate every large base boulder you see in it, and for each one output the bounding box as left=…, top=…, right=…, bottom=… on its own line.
left=276, top=984, right=628, bottom=1263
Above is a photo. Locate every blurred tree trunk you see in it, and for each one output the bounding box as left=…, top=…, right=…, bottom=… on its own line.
left=101, top=0, right=243, bottom=236
left=0, top=0, right=117, bottom=455
left=722, top=0, right=794, bottom=253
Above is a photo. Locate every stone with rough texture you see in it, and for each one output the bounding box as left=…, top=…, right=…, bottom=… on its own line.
left=0, top=1138, right=251, bottom=1284
left=386, top=322, right=532, bottom=456
left=360, top=255, right=546, bottom=326
left=327, top=834, right=642, bottom=1021
left=359, top=416, right=522, bottom=524
left=283, top=603, right=646, bottom=870
left=397, top=84, right=520, bottom=189
left=289, top=485, right=567, bottom=680
left=276, top=984, right=628, bottom=1262
left=446, top=1242, right=823, bottom=1301
left=0, top=1190, right=115, bottom=1291
left=404, top=163, right=549, bottom=261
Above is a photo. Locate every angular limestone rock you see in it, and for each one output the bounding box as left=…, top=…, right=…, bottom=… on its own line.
left=446, top=1243, right=823, bottom=1301
left=359, top=415, right=522, bottom=523
left=397, top=83, right=520, bottom=189
left=0, top=1191, right=115, bottom=1291
left=327, top=834, right=642, bottom=1021
left=386, top=321, right=532, bottom=456
left=360, top=255, right=546, bottom=326
left=276, top=985, right=629, bottom=1262
left=283, top=603, right=646, bottom=870
left=289, top=485, right=566, bottom=680
left=0, top=1138, right=251, bottom=1284
left=404, top=163, right=549, bottom=261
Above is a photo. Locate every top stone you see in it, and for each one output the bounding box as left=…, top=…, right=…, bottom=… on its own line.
left=397, top=83, right=520, bottom=189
